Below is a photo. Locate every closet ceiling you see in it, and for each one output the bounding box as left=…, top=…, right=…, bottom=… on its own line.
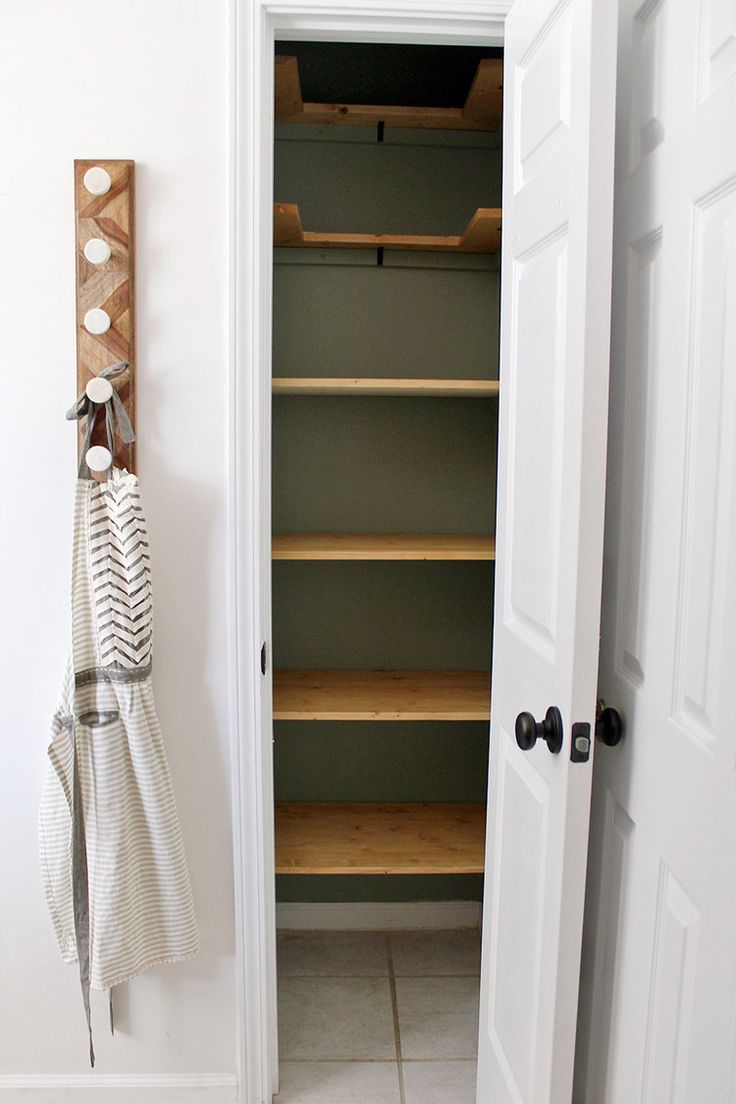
left=275, top=42, right=503, bottom=109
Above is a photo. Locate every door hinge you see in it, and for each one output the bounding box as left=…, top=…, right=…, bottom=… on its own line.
left=260, top=641, right=267, bottom=676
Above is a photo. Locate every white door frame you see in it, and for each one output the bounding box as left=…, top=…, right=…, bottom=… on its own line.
left=229, top=3, right=511, bottom=1100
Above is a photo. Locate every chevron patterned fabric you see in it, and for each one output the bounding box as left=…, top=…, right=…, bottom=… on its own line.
left=90, top=477, right=152, bottom=670
left=39, top=470, right=199, bottom=1056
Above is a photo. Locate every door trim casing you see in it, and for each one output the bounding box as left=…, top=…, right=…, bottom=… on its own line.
left=229, top=3, right=511, bottom=1100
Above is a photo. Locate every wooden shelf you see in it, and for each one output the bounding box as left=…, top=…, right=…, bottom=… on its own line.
left=272, top=377, right=500, bottom=397
left=275, top=56, right=503, bottom=133
left=275, top=802, right=486, bottom=874
left=273, top=669, right=491, bottom=721
left=274, top=204, right=502, bottom=254
left=273, top=533, right=495, bottom=561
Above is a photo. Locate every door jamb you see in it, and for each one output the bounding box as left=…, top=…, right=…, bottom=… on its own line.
left=229, top=3, right=511, bottom=1100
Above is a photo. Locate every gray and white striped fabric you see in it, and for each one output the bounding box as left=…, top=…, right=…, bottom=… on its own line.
left=40, top=470, right=199, bottom=1002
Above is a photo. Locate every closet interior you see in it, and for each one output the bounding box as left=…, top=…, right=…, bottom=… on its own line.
left=271, top=41, right=502, bottom=910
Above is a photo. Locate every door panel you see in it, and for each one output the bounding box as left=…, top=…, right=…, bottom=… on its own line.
left=673, top=183, right=736, bottom=743
left=575, top=1, right=736, bottom=1100
left=486, top=730, right=550, bottom=1098
left=515, top=12, right=572, bottom=187
left=477, top=0, right=618, bottom=1100
left=506, top=230, right=567, bottom=651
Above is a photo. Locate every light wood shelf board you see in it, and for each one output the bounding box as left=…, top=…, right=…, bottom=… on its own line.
left=272, top=533, right=496, bottom=560
left=274, top=204, right=502, bottom=254
left=273, top=669, right=491, bottom=721
left=275, top=801, right=487, bottom=874
left=275, top=56, right=503, bottom=133
left=272, top=377, right=500, bottom=397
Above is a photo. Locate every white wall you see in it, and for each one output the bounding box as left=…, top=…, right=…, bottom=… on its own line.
left=0, top=1, right=237, bottom=1097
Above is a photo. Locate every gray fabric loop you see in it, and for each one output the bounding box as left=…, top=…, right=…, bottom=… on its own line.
left=66, top=362, right=135, bottom=479
left=55, top=716, right=95, bottom=1067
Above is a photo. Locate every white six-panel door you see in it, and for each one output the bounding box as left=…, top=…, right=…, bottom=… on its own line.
left=477, top=0, right=618, bottom=1100
left=574, top=1, right=736, bottom=1100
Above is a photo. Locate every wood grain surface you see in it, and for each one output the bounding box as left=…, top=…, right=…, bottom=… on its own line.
left=275, top=56, right=503, bottom=132
left=272, top=533, right=496, bottom=560
left=74, top=159, right=135, bottom=472
left=273, top=669, right=491, bottom=721
left=275, top=801, right=487, bottom=874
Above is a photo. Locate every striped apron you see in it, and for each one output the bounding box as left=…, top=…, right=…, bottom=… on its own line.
left=39, top=469, right=199, bottom=1063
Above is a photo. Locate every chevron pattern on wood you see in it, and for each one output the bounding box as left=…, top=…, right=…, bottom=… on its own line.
left=74, top=159, right=136, bottom=472
left=90, top=477, right=152, bottom=670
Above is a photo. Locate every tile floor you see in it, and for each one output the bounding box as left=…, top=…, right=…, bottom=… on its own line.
left=275, top=929, right=481, bottom=1104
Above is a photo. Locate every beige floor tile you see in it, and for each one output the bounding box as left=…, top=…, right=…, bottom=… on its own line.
left=275, top=1061, right=401, bottom=1103
left=402, top=1060, right=477, bottom=1104
left=278, top=930, right=389, bottom=976
left=390, top=929, right=481, bottom=977
left=278, top=977, right=397, bottom=1060
left=396, top=977, right=480, bottom=1059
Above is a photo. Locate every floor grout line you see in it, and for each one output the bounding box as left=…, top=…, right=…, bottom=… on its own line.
left=386, top=935, right=406, bottom=1104
left=277, top=933, right=481, bottom=1100
left=279, top=973, right=480, bottom=979
left=281, top=1056, right=477, bottom=1063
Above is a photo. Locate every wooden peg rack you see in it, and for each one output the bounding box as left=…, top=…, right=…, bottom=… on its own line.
left=74, top=159, right=136, bottom=472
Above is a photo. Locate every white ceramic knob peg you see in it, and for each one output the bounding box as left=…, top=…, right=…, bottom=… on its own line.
left=84, top=308, right=111, bottom=335
left=84, top=238, right=112, bottom=265
left=85, top=377, right=114, bottom=403
left=86, top=445, right=113, bottom=473
left=83, top=166, right=112, bottom=196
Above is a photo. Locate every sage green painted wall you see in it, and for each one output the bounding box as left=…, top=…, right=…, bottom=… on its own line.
left=272, top=562, right=493, bottom=669
left=272, top=118, right=500, bottom=905
left=276, top=874, right=484, bottom=903
left=275, top=723, right=489, bottom=801
left=273, top=255, right=500, bottom=381
left=272, top=397, right=497, bottom=533
left=275, top=123, right=501, bottom=235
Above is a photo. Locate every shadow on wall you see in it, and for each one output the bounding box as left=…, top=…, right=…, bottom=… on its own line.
left=87, top=463, right=237, bottom=1044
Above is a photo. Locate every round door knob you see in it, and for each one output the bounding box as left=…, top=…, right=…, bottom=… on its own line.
left=595, top=706, right=623, bottom=746
left=515, top=706, right=563, bottom=754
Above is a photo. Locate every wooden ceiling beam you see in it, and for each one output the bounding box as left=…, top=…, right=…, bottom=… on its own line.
left=275, top=55, right=303, bottom=118
left=462, top=58, right=503, bottom=130
left=275, top=56, right=503, bottom=132
left=274, top=203, right=502, bottom=254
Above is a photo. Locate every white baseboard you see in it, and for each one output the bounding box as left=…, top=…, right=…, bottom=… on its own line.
left=0, top=1073, right=238, bottom=1103
left=276, top=900, right=482, bottom=930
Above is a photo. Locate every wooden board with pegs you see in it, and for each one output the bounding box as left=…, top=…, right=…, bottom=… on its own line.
left=74, top=159, right=135, bottom=472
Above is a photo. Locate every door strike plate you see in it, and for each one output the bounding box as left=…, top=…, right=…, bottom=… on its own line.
left=570, top=721, right=591, bottom=763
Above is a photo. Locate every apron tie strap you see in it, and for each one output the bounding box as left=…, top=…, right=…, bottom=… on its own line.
left=66, top=362, right=135, bottom=479
left=57, top=714, right=95, bottom=1066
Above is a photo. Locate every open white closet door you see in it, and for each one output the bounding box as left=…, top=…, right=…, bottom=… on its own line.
left=477, top=0, right=618, bottom=1101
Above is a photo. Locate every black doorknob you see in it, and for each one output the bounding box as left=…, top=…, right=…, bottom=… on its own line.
left=595, top=706, right=623, bottom=746
left=515, top=706, right=563, bottom=754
